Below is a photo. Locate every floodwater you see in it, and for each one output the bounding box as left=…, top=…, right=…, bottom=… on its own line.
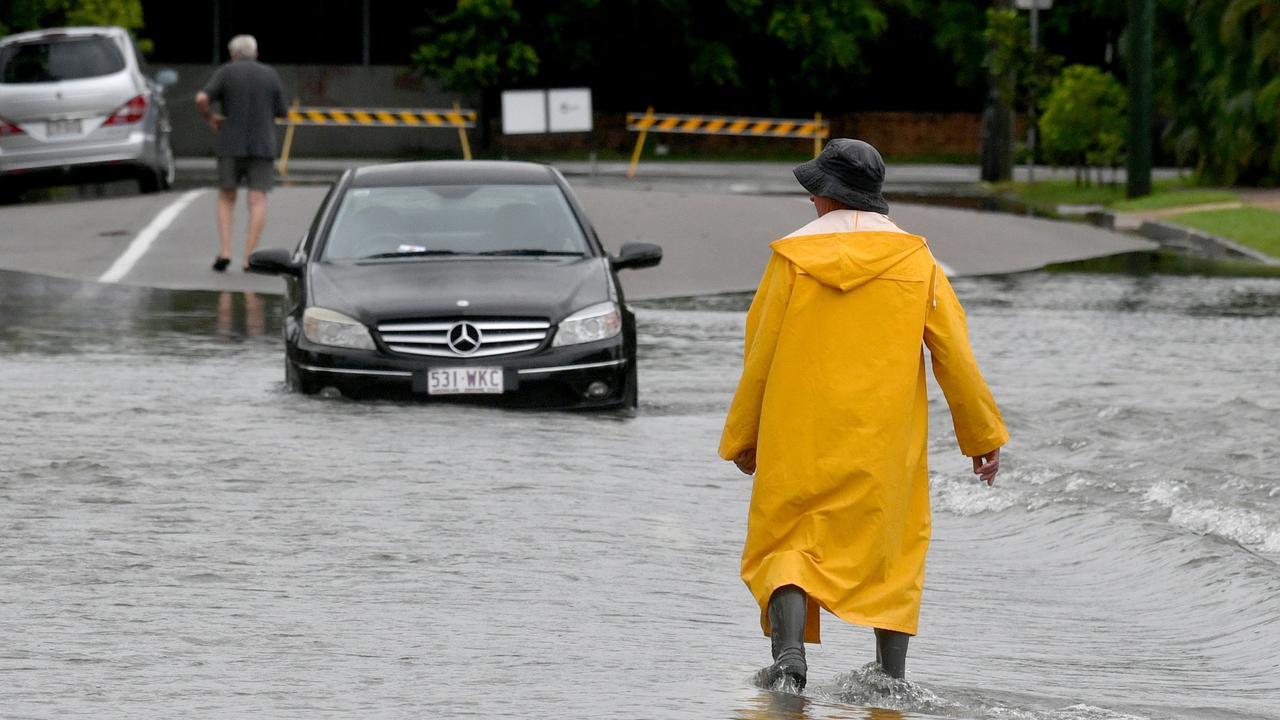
left=1, top=269, right=1278, bottom=720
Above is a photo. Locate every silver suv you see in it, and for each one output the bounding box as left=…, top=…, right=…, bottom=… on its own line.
left=0, top=26, right=176, bottom=199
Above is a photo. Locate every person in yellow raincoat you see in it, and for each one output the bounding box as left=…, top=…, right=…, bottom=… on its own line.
left=719, top=139, right=1008, bottom=690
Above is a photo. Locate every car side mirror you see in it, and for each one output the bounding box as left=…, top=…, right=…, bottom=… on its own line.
left=247, top=248, right=302, bottom=276
left=611, top=242, right=663, bottom=271
left=154, top=68, right=178, bottom=88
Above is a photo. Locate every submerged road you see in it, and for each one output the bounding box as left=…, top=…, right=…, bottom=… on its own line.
left=0, top=180, right=1155, bottom=299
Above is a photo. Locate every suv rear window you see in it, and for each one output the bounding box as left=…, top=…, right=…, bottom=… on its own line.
left=0, top=36, right=125, bottom=84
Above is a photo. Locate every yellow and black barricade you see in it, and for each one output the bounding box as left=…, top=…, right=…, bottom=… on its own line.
left=276, top=101, right=477, bottom=174
left=626, top=107, right=829, bottom=177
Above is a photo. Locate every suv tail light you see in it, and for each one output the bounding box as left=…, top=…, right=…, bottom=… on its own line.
left=0, top=117, right=24, bottom=137
left=103, top=95, right=147, bottom=126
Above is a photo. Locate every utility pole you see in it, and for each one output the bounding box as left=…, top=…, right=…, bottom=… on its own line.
left=1126, top=0, right=1153, bottom=198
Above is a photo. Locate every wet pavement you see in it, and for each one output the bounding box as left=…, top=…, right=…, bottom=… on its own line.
left=1, top=268, right=1278, bottom=719
left=0, top=170, right=1156, bottom=299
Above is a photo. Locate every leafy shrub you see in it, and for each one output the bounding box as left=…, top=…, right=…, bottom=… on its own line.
left=1039, top=65, right=1127, bottom=185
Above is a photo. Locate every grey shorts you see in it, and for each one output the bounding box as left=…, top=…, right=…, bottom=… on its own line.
left=217, top=156, right=275, bottom=191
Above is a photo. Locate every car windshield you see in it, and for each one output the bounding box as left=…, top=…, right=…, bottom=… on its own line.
left=322, top=184, right=592, bottom=261
left=0, top=36, right=126, bottom=84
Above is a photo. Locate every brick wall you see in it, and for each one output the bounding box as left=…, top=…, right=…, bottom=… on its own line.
left=499, top=111, right=984, bottom=160
left=833, top=112, right=983, bottom=159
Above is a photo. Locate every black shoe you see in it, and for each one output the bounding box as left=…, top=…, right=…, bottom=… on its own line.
left=762, top=585, right=808, bottom=691
left=212, top=256, right=231, bottom=272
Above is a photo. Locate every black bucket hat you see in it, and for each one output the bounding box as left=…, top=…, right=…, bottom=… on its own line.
left=793, top=138, right=889, bottom=214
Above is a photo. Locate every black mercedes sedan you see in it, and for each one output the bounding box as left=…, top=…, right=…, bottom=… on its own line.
left=247, top=160, right=662, bottom=409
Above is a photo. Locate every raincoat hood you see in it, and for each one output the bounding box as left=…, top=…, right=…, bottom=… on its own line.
left=770, top=230, right=929, bottom=293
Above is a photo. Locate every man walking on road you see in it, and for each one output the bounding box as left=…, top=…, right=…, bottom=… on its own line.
left=719, top=138, right=1008, bottom=690
left=195, top=35, right=287, bottom=272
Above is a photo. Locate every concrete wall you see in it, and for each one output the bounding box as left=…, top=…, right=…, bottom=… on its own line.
left=164, top=64, right=477, bottom=159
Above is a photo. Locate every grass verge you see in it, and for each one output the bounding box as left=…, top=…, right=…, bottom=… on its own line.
left=1166, top=207, right=1280, bottom=258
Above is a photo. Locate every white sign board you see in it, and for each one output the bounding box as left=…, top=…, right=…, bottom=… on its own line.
left=547, top=88, right=593, bottom=133
left=501, top=90, right=547, bottom=134
left=1014, top=0, right=1052, bottom=8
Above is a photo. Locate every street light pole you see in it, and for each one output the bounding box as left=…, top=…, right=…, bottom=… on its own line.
left=1016, top=0, right=1051, bottom=183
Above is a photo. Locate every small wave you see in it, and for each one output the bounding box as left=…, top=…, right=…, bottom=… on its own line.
left=932, top=473, right=1019, bottom=516
left=821, top=663, right=1154, bottom=720
left=1145, top=482, right=1280, bottom=554
left=827, top=663, right=955, bottom=714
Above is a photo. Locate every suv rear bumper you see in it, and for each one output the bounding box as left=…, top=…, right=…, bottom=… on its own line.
left=0, top=129, right=152, bottom=175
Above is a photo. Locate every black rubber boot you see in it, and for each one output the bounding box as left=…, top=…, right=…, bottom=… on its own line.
left=763, top=585, right=808, bottom=691
left=874, top=628, right=910, bottom=679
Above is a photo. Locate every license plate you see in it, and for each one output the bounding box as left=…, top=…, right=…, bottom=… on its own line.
left=426, top=367, right=504, bottom=395
left=47, top=119, right=81, bottom=137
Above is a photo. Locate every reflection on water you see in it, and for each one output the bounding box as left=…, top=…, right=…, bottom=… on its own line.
left=216, top=291, right=267, bottom=340
left=0, top=269, right=1278, bottom=719
left=1046, top=251, right=1280, bottom=280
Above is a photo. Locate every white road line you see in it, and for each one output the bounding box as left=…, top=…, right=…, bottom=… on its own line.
left=97, top=189, right=205, bottom=283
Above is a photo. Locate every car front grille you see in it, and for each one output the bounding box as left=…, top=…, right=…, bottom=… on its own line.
left=376, top=318, right=552, bottom=358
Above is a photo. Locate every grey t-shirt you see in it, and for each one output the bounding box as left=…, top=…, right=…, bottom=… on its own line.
left=201, top=59, right=287, bottom=158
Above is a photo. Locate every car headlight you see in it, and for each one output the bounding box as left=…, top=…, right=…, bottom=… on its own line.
left=552, top=302, right=622, bottom=347
left=302, top=307, right=376, bottom=350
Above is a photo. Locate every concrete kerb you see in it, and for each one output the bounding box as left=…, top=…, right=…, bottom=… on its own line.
left=1131, top=218, right=1279, bottom=265
left=1093, top=200, right=1277, bottom=264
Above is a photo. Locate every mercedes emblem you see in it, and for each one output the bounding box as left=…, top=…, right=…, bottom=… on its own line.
left=447, top=321, right=482, bottom=355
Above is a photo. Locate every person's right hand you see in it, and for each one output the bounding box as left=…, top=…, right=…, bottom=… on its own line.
left=733, top=448, right=757, bottom=476
left=206, top=113, right=224, bottom=132
left=971, top=447, right=1001, bottom=486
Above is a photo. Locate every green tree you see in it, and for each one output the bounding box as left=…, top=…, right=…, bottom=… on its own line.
left=1039, top=64, right=1127, bottom=184
left=412, top=0, right=909, bottom=120
left=0, top=0, right=149, bottom=52
left=1159, top=0, right=1280, bottom=185
left=983, top=8, right=1062, bottom=117
left=758, top=1, right=891, bottom=86
left=412, top=0, right=539, bottom=95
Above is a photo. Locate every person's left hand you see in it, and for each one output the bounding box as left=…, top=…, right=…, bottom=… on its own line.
left=207, top=113, right=225, bottom=132
left=734, top=448, right=757, bottom=475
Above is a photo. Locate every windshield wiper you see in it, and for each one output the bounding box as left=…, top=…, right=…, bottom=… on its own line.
left=475, top=249, right=586, bottom=256
left=359, top=250, right=467, bottom=259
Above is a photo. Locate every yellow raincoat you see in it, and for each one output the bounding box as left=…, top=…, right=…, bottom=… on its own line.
left=719, top=211, right=1008, bottom=641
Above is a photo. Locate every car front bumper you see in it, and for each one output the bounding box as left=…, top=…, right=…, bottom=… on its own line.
left=287, top=328, right=633, bottom=408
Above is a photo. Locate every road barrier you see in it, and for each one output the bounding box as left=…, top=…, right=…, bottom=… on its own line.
left=626, top=107, right=829, bottom=177
left=276, top=101, right=477, bottom=174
